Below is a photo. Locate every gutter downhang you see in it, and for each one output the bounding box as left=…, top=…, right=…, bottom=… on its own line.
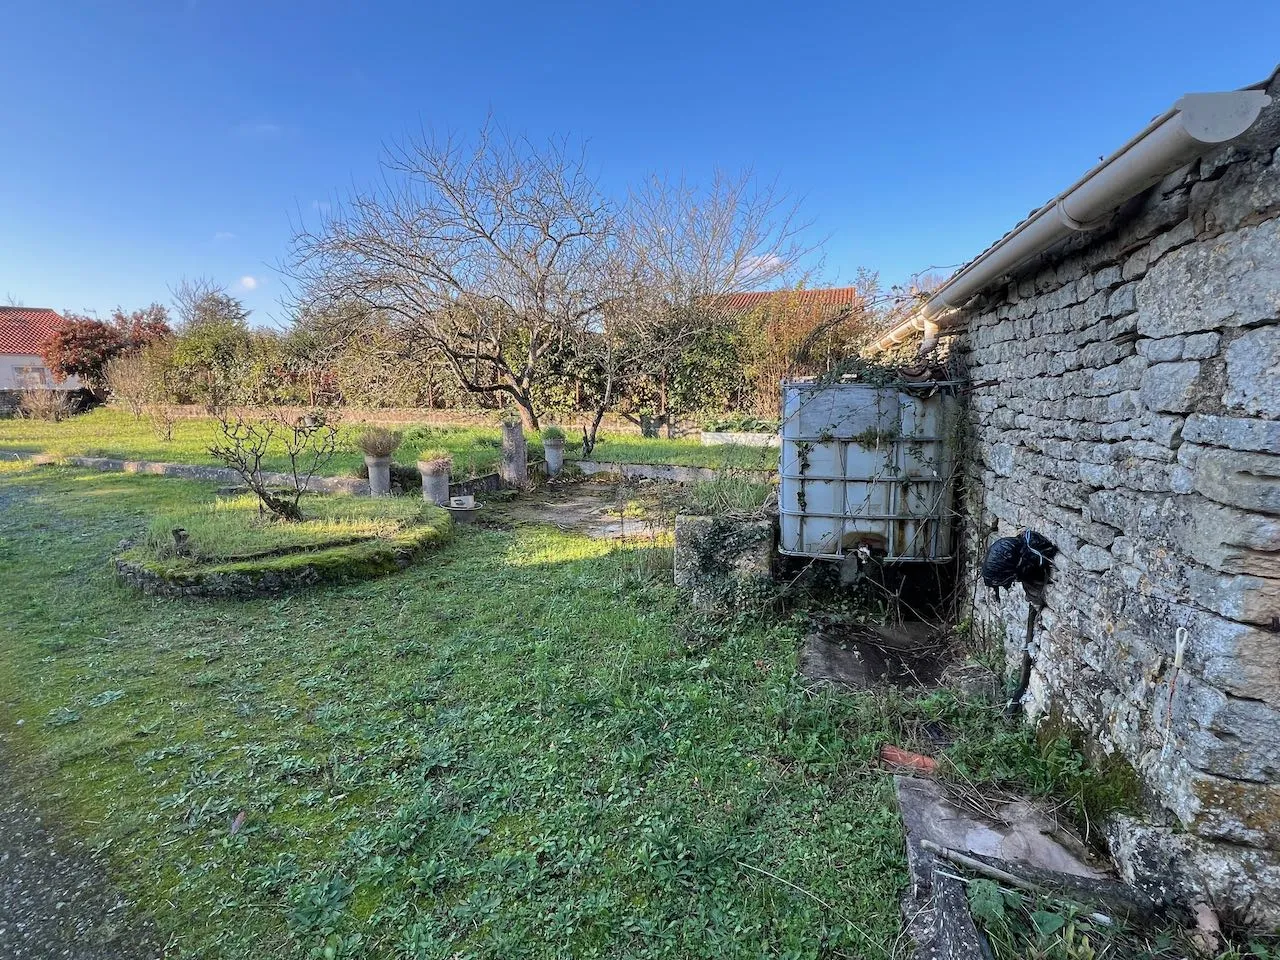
left=871, top=86, right=1273, bottom=355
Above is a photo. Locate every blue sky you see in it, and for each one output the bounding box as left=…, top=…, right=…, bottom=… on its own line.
left=3, top=1, right=1278, bottom=327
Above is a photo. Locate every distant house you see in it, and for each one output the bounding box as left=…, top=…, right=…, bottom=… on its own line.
left=0, top=306, right=78, bottom=391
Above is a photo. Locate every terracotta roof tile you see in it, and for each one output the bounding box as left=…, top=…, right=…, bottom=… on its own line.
left=0, top=307, right=65, bottom=355
left=713, top=287, right=864, bottom=314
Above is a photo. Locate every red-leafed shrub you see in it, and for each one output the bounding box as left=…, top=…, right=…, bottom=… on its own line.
left=40, top=304, right=172, bottom=391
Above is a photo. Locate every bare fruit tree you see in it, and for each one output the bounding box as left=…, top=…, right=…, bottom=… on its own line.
left=289, top=125, right=619, bottom=431
left=575, top=170, right=815, bottom=453
left=104, top=354, right=149, bottom=419
left=209, top=409, right=341, bottom=522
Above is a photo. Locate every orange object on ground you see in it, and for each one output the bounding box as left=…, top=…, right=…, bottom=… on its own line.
left=879, top=744, right=938, bottom=774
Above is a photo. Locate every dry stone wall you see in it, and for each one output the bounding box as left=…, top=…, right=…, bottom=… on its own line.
left=949, top=71, right=1280, bottom=921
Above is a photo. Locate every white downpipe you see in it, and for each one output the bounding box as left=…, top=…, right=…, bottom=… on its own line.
left=873, top=88, right=1272, bottom=354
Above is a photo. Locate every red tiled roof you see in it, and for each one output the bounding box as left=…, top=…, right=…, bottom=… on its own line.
left=0, top=307, right=65, bottom=355
left=714, top=287, right=864, bottom=314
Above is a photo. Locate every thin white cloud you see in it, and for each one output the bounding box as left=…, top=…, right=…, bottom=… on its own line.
left=236, top=122, right=283, bottom=138
left=213, top=231, right=237, bottom=242
left=238, top=275, right=260, bottom=291
left=738, top=253, right=786, bottom=284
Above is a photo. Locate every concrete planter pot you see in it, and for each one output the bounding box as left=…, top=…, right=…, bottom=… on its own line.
left=418, top=459, right=452, bottom=505
left=365, top=455, right=392, bottom=496
left=444, top=494, right=480, bottom=523
left=543, top=438, right=565, bottom=477
left=499, top=420, right=529, bottom=487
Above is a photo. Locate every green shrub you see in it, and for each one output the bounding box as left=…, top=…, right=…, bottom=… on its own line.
left=688, top=475, right=774, bottom=514
left=704, top=413, right=780, bottom=433
left=542, top=425, right=566, bottom=441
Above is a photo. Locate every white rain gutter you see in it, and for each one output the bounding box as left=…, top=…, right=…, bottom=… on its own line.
left=871, top=87, right=1273, bottom=354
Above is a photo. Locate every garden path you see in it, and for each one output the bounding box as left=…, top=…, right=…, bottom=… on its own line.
left=489, top=481, right=676, bottom=540
left=0, top=748, right=164, bottom=959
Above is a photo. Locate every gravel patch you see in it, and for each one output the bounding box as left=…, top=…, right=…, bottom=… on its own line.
left=0, top=748, right=165, bottom=959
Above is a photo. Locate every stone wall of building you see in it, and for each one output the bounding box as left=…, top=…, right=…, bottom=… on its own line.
left=947, top=71, right=1280, bottom=921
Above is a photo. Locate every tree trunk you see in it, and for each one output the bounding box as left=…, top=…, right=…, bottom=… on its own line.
left=515, top=398, right=539, bottom=432
left=581, top=370, right=613, bottom=457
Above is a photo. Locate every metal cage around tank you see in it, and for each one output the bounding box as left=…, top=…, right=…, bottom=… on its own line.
left=778, top=380, right=961, bottom=561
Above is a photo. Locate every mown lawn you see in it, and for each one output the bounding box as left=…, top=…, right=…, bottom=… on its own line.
left=0, top=408, right=515, bottom=478
left=570, top=434, right=778, bottom=472
left=0, top=464, right=912, bottom=959
left=0, top=408, right=770, bottom=476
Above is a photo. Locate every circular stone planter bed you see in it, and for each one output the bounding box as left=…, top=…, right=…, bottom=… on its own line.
left=114, top=494, right=452, bottom=599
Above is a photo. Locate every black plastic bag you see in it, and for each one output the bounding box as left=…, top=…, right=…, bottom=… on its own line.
left=982, top=529, right=1058, bottom=598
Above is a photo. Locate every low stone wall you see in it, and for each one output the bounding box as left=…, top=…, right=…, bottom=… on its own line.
left=114, top=521, right=448, bottom=599
left=574, top=460, right=775, bottom=483
left=113, top=546, right=417, bottom=599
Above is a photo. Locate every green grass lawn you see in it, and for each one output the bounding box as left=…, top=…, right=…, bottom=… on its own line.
left=0, top=464, right=1145, bottom=959
left=0, top=408, right=772, bottom=476
left=0, top=464, right=912, bottom=958
left=137, top=493, right=442, bottom=562
left=569, top=434, right=778, bottom=471
left=0, top=408, right=516, bottom=478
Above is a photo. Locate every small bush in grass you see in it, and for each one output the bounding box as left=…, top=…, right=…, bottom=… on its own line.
left=356, top=427, right=402, bottom=458
left=542, top=425, right=566, bottom=441
left=688, top=475, right=774, bottom=514
left=19, top=389, right=74, bottom=422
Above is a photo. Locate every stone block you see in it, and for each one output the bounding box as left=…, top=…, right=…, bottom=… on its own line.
left=1224, top=326, right=1280, bottom=417
left=1136, top=336, right=1184, bottom=363
left=1175, top=676, right=1280, bottom=783
left=1187, top=566, right=1280, bottom=627
left=1181, top=331, right=1221, bottom=360
left=1088, top=355, right=1147, bottom=394
left=1093, top=264, right=1123, bottom=291
left=1122, top=245, right=1151, bottom=281
left=1110, top=814, right=1280, bottom=926
left=1077, top=544, right=1113, bottom=572
left=673, top=514, right=775, bottom=610
left=1108, top=281, right=1138, bottom=317
left=1179, top=772, right=1280, bottom=848
left=1170, top=466, right=1195, bottom=494
left=1138, top=360, right=1202, bottom=413
left=1137, top=220, right=1280, bottom=338
left=1086, top=489, right=1133, bottom=530
left=1183, top=413, right=1280, bottom=453
left=1195, top=448, right=1280, bottom=515
left=1181, top=499, right=1280, bottom=578
left=1192, top=148, right=1280, bottom=235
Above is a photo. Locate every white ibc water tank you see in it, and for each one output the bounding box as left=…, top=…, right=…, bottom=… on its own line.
left=778, top=381, right=960, bottom=561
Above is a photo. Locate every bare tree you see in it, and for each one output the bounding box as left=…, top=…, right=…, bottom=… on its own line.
left=289, top=125, right=618, bottom=430
left=208, top=409, right=340, bottom=522
left=104, top=354, right=149, bottom=419
left=574, top=170, right=817, bottom=452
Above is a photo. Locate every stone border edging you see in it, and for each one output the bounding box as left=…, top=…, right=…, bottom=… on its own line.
left=113, top=524, right=449, bottom=599
left=572, top=459, right=775, bottom=483
left=700, top=431, right=780, bottom=448
left=33, top=455, right=368, bottom=494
